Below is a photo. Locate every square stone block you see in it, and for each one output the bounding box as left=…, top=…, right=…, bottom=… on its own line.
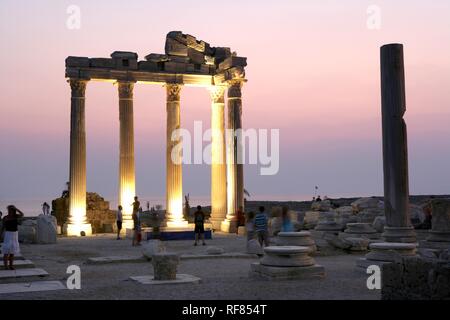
left=249, top=262, right=325, bottom=280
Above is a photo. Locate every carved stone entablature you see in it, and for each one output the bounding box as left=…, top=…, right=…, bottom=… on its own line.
left=65, top=31, right=247, bottom=88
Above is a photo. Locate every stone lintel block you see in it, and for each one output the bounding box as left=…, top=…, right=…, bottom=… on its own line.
left=167, top=31, right=187, bottom=45
left=164, top=62, right=187, bottom=73
left=65, top=68, right=83, bottom=79
left=89, top=58, right=115, bottom=69
left=218, top=56, right=247, bottom=71
left=165, top=38, right=188, bottom=57
left=249, top=262, right=325, bottom=280
left=111, top=51, right=138, bottom=60
left=66, top=56, right=90, bottom=68
left=188, top=47, right=205, bottom=64
left=138, top=61, right=159, bottom=72
left=213, top=47, right=232, bottom=64
left=168, top=55, right=190, bottom=63
left=145, top=53, right=169, bottom=62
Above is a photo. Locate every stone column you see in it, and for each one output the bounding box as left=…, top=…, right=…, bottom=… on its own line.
left=65, top=79, right=92, bottom=237
left=221, top=78, right=245, bottom=233
left=209, top=86, right=227, bottom=230
left=380, top=43, right=416, bottom=243
left=165, top=83, right=187, bottom=228
left=117, top=81, right=136, bottom=231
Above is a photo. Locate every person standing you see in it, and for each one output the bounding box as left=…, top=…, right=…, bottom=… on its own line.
left=236, top=206, right=245, bottom=234
left=193, top=205, right=206, bottom=246
left=116, top=205, right=123, bottom=240
left=42, top=202, right=50, bottom=215
left=255, top=206, right=269, bottom=247
left=245, top=211, right=256, bottom=241
left=132, top=196, right=141, bottom=246
left=281, top=206, right=294, bottom=232
left=1, top=205, right=24, bottom=270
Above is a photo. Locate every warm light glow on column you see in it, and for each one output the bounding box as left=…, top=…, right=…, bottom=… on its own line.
left=117, top=81, right=136, bottom=231
left=209, top=85, right=227, bottom=229
left=165, top=83, right=188, bottom=228
left=66, top=79, right=92, bottom=237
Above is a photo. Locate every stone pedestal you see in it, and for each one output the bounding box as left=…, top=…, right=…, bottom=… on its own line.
left=276, top=231, right=317, bottom=253
left=250, top=246, right=325, bottom=280
left=314, top=212, right=342, bottom=232
left=152, top=253, right=180, bottom=281
left=341, top=223, right=380, bottom=240
left=419, top=198, right=450, bottom=253
left=356, top=242, right=417, bottom=269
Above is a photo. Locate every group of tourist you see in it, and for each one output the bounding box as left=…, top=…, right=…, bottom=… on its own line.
left=243, top=205, right=294, bottom=248
left=115, top=196, right=143, bottom=246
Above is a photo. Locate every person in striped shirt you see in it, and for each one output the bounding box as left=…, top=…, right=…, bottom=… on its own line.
left=254, top=206, right=269, bottom=247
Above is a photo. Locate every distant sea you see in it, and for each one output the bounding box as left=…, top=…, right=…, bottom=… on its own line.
left=0, top=194, right=315, bottom=217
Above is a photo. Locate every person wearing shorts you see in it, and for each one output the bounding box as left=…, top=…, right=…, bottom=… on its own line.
left=194, top=205, right=206, bottom=246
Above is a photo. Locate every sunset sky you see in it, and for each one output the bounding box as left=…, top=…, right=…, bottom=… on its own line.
left=1, top=0, right=450, bottom=211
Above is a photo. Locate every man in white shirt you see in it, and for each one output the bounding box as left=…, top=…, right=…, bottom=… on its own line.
left=116, top=205, right=123, bottom=240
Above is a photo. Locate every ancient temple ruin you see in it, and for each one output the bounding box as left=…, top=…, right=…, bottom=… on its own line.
left=64, top=31, right=247, bottom=236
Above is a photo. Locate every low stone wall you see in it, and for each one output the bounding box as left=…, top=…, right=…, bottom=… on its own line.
left=52, top=192, right=116, bottom=233
left=382, top=256, right=450, bottom=300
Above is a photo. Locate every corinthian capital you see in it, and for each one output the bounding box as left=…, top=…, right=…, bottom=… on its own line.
left=166, top=83, right=183, bottom=102
left=118, top=81, right=135, bottom=99
left=209, top=86, right=226, bottom=103
left=69, top=79, right=88, bottom=98
left=227, top=79, right=244, bottom=98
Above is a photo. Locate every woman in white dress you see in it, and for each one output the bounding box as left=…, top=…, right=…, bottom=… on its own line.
left=1, top=205, right=24, bottom=270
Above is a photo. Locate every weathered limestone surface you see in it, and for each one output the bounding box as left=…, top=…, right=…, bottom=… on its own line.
left=142, top=240, right=166, bottom=259
left=152, top=253, right=180, bottom=281
left=250, top=246, right=325, bottom=280
left=419, top=198, right=450, bottom=252
left=380, top=43, right=416, bottom=243
left=277, top=231, right=317, bottom=253
left=222, top=75, right=246, bottom=233
left=36, top=215, right=57, bottom=244
left=382, top=256, right=450, bottom=300
left=53, top=193, right=115, bottom=234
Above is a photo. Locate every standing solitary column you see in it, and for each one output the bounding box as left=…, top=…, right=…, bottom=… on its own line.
left=65, top=79, right=92, bottom=236
left=118, top=81, right=136, bottom=231
left=209, top=86, right=227, bottom=230
left=380, top=43, right=416, bottom=243
left=222, top=78, right=245, bottom=233
left=165, top=83, right=187, bottom=228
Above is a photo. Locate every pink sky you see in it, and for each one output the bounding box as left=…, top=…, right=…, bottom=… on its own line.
left=1, top=0, right=450, bottom=207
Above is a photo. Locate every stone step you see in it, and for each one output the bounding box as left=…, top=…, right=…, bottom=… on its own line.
left=86, top=255, right=146, bottom=265
left=0, top=280, right=66, bottom=295
left=0, top=259, right=35, bottom=270
left=0, top=268, right=48, bottom=280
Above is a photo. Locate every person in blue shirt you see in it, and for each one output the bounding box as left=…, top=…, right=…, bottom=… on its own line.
left=254, top=206, right=269, bottom=247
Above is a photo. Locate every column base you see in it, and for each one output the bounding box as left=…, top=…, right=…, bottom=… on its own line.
left=166, top=220, right=189, bottom=229
left=220, top=219, right=238, bottom=233
left=382, top=226, right=416, bottom=243
left=210, top=218, right=226, bottom=231
left=120, top=219, right=134, bottom=235
left=63, top=223, right=92, bottom=237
